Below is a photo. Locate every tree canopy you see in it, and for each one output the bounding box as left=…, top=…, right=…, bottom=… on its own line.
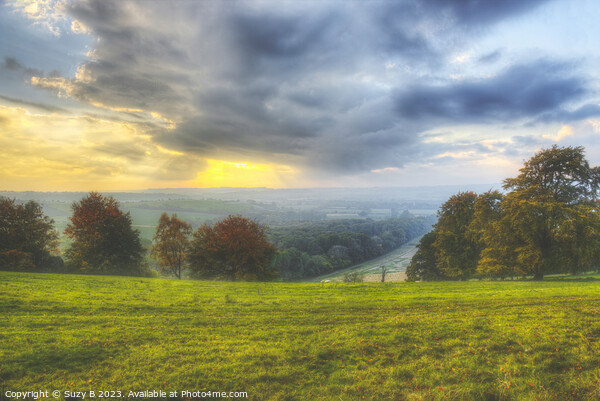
left=269, top=216, right=433, bottom=280
left=408, top=145, right=600, bottom=281
left=433, top=192, right=480, bottom=280
left=64, top=192, right=146, bottom=275
left=151, top=213, right=192, bottom=279
left=406, top=231, right=441, bottom=282
left=188, top=215, right=277, bottom=281
left=488, top=145, right=600, bottom=280
left=0, top=197, right=60, bottom=271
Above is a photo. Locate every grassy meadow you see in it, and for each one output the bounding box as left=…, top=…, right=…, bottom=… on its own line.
left=2, top=272, right=600, bottom=400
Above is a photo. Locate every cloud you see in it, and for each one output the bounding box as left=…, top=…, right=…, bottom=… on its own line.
left=534, top=103, right=600, bottom=124
left=421, top=0, right=551, bottom=26
left=478, top=50, right=503, bottom=64
left=3, top=57, right=45, bottom=78
left=373, top=0, right=551, bottom=61
left=6, top=0, right=600, bottom=188
left=7, top=0, right=66, bottom=36
left=0, top=105, right=210, bottom=190
left=0, top=94, right=68, bottom=113
left=3, top=57, right=22, bottom=70
left=394, top=60, right=588, bottom=124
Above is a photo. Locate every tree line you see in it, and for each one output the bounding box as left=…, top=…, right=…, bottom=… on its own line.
left=407, top=145, right=600, bottom=281
left=1, top=192, right=151, bottom=276
left=0, top=192, right=278, bottom=280
left=1, top=189, right=432, bottom=281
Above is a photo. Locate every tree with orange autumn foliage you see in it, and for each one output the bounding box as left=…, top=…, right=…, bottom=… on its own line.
left=64, top=192, right=146, bottom=275
left=151, top=213, right=192, bottom=279
left=188, top=215, right=278, bottom=281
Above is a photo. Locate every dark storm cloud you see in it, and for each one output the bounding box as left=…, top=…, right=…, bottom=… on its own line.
left=160, top=112, right=313, bottom=157
left=23, top=0, right=597, bottom=176
left=394, top=61, right=587, bottom=124
left=374, top=0, right=550, bottom=58
left=423, top=0, right=551, bottom=26
left=52, top=1, right=195, bottom=115
left=232, top=10, right=332, bottom=61
left=534, top=103, right=600, bottom=124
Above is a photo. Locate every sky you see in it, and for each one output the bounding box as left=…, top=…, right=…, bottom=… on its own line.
left=1, top=0, right=600, bottom=191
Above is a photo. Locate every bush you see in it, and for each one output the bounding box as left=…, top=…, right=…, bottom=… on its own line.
left=342, top=271, right=364, bottom=283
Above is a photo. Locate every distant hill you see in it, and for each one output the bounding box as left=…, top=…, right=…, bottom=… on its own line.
left=1, top=184, right=501, bottom=203
left=1, top=185, right=498, bottom=243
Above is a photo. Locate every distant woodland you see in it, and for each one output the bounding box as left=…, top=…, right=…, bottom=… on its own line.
left=269, top=217, right=433, bottom=280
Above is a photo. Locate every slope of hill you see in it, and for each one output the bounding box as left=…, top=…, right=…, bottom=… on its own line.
left=305, top=235, right=422, bottom=283
left=2, top=272, right=600, bottom=400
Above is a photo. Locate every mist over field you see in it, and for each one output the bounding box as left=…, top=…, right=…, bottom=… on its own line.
left=1, top=184, right=493, bottom=234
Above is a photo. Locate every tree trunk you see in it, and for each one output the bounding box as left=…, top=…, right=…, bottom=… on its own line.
left=533, top=270, right=544, bottom=281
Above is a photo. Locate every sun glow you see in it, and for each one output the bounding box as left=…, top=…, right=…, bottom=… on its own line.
left=193, top=159, right=297, bottom=188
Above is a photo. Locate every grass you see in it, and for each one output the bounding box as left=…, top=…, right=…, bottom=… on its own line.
left=2, top=272, right=600, bottom=400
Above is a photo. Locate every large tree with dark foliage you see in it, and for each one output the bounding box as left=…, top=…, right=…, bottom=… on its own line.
left=406, top=192, right=482, bottom=282
left=0, top=197, right=60, bottom=271
left=433, top=192, right=480, bottom=280
left=406, top=231, right=441, bottom=281
left=188, top=215, right=277, bottom=281
left=64, top=192, right=146, bottom=275
left=483, top=145, right=600, bottom=280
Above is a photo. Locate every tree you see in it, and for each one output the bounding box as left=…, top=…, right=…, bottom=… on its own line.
left=272, top=248, right=308, bottom=280
left=503, top=145, right=600, bottom=205
left=409, top=146, right=600, bottom=281
left=0, top=198, right=60, bottom=271
left=64, top=192, right=146, bottom=275
left=433, top=192, right=480, bottom=280
left=468, top=191, right=517, bottom=279
left=489, top=145, right=600, bottom=280
left=151, top=213, right=192, bottom=279
left=406, top=192, right=498, bottom=281
left=188, top=215, right=277, bottom=281
left=406, top=231, right=442, bottom=281
left=381, top=265, right=387, bottom=282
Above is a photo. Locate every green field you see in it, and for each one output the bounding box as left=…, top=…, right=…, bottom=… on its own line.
left=2, top=272, right=600, bottom=400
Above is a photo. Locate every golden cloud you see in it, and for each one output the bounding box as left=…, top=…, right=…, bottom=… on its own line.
left=0, top=105, right=204, bottom=190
